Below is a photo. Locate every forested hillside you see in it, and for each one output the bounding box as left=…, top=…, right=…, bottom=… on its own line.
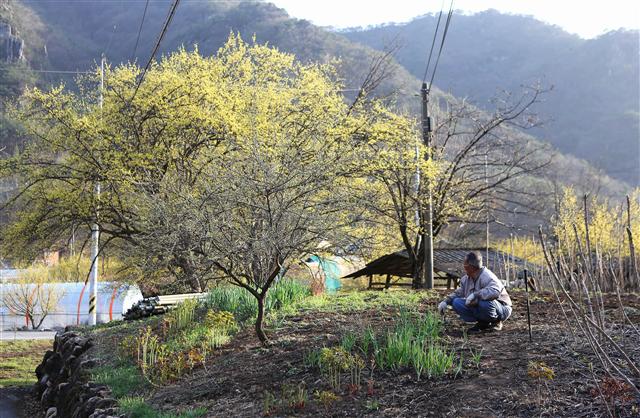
left=342, top=10, right=640, bottom=185
left=0, top=1, right=630, bottom=207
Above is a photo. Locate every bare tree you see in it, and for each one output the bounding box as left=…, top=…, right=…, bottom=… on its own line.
left=355, top=84, right=553, bottom=286
left=2, top=265, right=65, bottom=330
left=430, top=84, right=553, bottom=237
left=134, top=124, right=360, bottom=344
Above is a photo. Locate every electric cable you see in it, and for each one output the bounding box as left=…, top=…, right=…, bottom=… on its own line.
left=428, top=1, right=454, bottom=92
left=129, top=0, right=181, bottom=103
left=422, top=0, right=445, bottom=84
left=131, top=0, right=151, bottom=62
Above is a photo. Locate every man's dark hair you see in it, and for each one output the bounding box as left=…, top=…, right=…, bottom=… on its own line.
left=465, top=251, right=483, bottom=268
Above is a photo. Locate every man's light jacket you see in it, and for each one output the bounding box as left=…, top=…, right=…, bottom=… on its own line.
left=445, top=267, right=512, bottom=306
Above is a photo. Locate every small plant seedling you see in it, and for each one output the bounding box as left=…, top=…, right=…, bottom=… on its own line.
left=527, top=361, right=555, bottom=380
left=303, top=348, right=322, bottom=369
left=527, top=361, right=555, bottom=407
left=340, top=332, right=357, bottom=353
left=366, top=379, right=375, bottom=396
left=470, top=347, right=483, bottom=369
left=263, top=390, right=276, bottom=416
left=365, top=400, right=380, bottom=411
left=282, top=383, right=307, bottom=412
left=315, top=390, right=340, bottom=412
left=453, top=355, right=464, bottom=378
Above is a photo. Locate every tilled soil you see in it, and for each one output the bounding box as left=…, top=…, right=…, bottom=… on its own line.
left=143, top=291, right=640, bottom=418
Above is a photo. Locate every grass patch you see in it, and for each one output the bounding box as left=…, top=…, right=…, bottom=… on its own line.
left=118, top=396, right=206, bottom=418
left=0, top=339, right=53, bottom=387
left=306, top=309, right=458, bottom=382
left=205, top=279, right=311, bottom=323
left=289, top=289, right=436, bottom=313
left=368, top=310, right=454, bottom=380
left=92, top=365, right=146, bottom=398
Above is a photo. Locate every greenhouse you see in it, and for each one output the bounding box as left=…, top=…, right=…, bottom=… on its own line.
left=0, top=281, right=142, bottom=330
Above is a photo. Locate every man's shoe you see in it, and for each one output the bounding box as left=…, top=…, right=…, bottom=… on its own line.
left=488, top=321, right=503, bottom=331
left=468, top=321, right=490, bottom=333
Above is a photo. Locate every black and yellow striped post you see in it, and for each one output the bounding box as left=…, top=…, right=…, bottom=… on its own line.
left=88, top=294, right=97, bottom=316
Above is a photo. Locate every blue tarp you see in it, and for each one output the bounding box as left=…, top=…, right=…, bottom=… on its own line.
left=308, top=255, right=342, bottom=292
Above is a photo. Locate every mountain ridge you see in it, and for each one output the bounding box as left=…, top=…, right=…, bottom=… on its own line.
left=341, top=10, right=639, bottom=185
left=0, top=1, right=631, bottom=200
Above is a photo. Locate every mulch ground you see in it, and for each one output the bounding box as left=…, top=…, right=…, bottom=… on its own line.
left=142, top=291, right=640, bottom=418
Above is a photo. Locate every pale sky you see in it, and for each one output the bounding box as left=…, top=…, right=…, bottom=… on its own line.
left=270, top=0, right=640, bottom=39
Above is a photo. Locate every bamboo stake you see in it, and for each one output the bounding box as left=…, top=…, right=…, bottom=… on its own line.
left=626, top=195, right=639, bottom=289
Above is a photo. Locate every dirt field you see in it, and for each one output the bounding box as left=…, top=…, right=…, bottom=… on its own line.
left=18, top=290, right=640, bottom=417
left=133, top=290, right=640, bottom=418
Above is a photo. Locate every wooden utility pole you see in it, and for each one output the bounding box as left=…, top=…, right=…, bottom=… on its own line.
left=413, top=136, right=423, bottom=288
left=89, top=54, right=105, bottom=326
left=421, top=82, right=434, bottom=289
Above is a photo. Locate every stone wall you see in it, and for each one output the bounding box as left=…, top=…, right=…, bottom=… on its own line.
left=34, top=330, right=124, bottom=418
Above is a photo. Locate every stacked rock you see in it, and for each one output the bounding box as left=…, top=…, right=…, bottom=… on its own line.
left=34, top=330, right=124, bottom=418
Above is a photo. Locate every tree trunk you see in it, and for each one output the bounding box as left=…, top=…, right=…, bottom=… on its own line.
left=190, top=276, right=202, bottom=293
left=33, top=315, right=46, bottom=330
left=255, top=295, right=269, bottom=346
left=29, top=314, right=38, bottom=330
left=412, top=237, right=424, bottom=289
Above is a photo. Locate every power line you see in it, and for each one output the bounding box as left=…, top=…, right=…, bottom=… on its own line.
left=428, top=1, right=454, bottom=91
left=131, top=0, right=151, bottom=62
left=130, top=0, right=181, bottom=103
left=422, top=0, right=445, bottom=84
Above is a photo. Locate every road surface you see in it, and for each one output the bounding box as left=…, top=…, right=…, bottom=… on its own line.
left=0, top=330, right=57, bottom=341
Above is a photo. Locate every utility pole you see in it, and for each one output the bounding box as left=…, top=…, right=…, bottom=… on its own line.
left=421, top=82, right=434, bottom=289
left=89, top=54, right=105, bottom=326
left=412, top=136, right=423, bottom=288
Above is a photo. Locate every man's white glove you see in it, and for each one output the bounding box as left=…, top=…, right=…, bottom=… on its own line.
left=437, top=300, right=448, bottom=315
left=465, top=292, right=477, bottom=307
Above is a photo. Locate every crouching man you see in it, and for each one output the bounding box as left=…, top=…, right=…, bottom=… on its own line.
left=437, top=251, right=512, bottom=332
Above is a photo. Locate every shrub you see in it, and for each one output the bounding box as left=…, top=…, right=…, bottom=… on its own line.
left=318, top=347, right=366, bottom=391
left=315, top=390, right=340, bottom=411
left=205, top=310, right=236, bottom=332
left=319, top=347, right=352, bottom=390
left=527, top=361, right=555, bottom=380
